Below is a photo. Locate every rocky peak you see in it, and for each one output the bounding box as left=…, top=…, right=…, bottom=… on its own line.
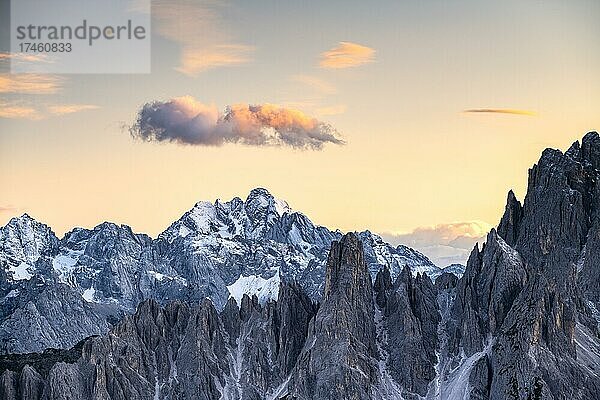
left=323, top=232, right=372, bottom=304
left=434, top=271, right=458, bottom=290
left=450, top=229, right=527, bottom=355
left=244, top=188, right=290, bottom=238
left=373, top=263, right=441, bottom=397
left=443, top=134, right=600, bottom=399
left=581, top=131, right=600, bottom=169
left=287, top=232, right=379, bottom=399
left=0, top=214, right=59, bottom=267
left=246, top=187, right=290, bottom=215
left=497, top=189, right=523, bottom=246
left=373, top=265, right=393, bottom=308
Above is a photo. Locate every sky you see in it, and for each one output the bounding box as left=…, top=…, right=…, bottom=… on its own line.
left=1, top=0, right=600, bottom=266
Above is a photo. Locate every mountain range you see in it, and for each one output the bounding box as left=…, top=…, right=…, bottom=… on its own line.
left=1, top=132, right=600, bottom=399
left=0, top=188, right=445, bottom=355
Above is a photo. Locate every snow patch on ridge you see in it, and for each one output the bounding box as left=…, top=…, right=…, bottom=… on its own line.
left=82, top=286, right=96, bottom=303
left=440, top=338, right=494, bottom=400
left=8, top=262, right=33, bottom=281
left=274, top=198, right=291, bottom=217
left=52, top=250, right=82, bottom=284
left=227, top=272, right=281, bottom=304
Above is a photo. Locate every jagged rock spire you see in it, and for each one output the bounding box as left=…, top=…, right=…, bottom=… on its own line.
left=497, top=189, right=523, bottom=246
left=287, top=232, right=379, bottom=399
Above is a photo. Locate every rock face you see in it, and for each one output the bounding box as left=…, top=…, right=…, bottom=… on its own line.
left=444, top=132, right=600, bottom=400
left=0, top=285, right=315, bottom=400
left=0, top=189, right=437, bottom=354
left=0, top=234, right=373, bottom=400
left=286, top=233, right=379, bottom=400
left=0, top=233, right=440, bottom=400
left=374, top=266, right=440, bottom=398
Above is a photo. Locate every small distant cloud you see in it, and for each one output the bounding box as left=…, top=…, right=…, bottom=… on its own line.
left=0, top=52, right=62, bottom=95
left=319, top=42, right=375, bottom=69
left=130, top=96, right=345, bottom=150
left=0, top=52, right=52, bottom=63
left=0, top=205, right=18, bottom=214
left=153, top=0, right=253, bottom=76
left=0, top=101, right=99, bottom=120
left=291, top=74, right=336, bottom=94
left=381, top=221, right=493, bottom=267
left=47, top=104, right=99, bottom=115
left=463, top=108, right=537, bottom=116
left=176, top=45, right=253, bottom=76
left=0, top=74, right=63, bottom=94
left=0, top=102, right=40, bottom=120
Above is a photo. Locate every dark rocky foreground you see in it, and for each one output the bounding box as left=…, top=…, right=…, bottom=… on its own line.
left=2, top=132, right=600, bottom=399
left=0, top=233, right=440, bottom=400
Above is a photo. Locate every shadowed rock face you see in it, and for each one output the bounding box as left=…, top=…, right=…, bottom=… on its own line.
left=0, top=285, right=317, bottom=400
left=374, top=265, right=441, bottom=398
left=449, top=132, right=600, bottom=400
left=1, top=233, right=437, bottom=400
left=286, top=233, right=379, bottom=400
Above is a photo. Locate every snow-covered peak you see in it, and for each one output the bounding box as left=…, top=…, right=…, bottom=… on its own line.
left=188, top=201, right=219, bottom=235
left=243, top=188, right=290, bottom=238
left=161, top=188, right=295, bottom=242
left=0, top=213, right=59, bottom=268
left=245, top=188, right=291, bottom=217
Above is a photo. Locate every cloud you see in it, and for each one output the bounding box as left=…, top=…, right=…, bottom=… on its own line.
left=0, top=102, right=40, bottom=119
left=47, top=104, right=99, bottom=115
left=153, top=0, right=253, bottom=76
left=463, top=108, right=537, bottom=116
left=0, top=53, right=52, bottom=63
left=129, top=96, right=345, bottom=150
left=291, top=75, right=336, bottom=94
left=0, top=205, right=18, bottom=214
left=319, top=42, right=375, bottom=69
left=0, top=101, right=99, bottom=120
left=381, top=221, right=493, bottom=267
left=175, top=45, right=253, bottom=76
left=0, top=74, right=63, bottom=94
left=0, top=53, right=60, bottom=94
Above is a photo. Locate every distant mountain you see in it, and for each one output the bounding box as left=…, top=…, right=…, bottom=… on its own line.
left=442, top=263, right=465, bottom=277
left=0, top=188, right=438, bottom=354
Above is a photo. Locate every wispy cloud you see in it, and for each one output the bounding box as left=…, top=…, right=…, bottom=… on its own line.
left=0, top=53, right=52, bottom=63
left=0, top=74, right=63, bottom=94
left=0, top=205, right=18, bottom=214
left=153, top=0, right=253, bottom=76
left=291, top=74, right=336, bottom=94
left=0, top=102, right=40, bottom=120
left=47, top=104, right=99, bottom=115
left=463, top=108, right=537, bottom=116
left=319, top=42, right=375, bottom=69
left=130, top=96, right=345, bottom=150
left=175, top=45, right=253, bottom=76
left=0, top=101, right=99, bottom=120
left=381, top=221, right=493, bottom=266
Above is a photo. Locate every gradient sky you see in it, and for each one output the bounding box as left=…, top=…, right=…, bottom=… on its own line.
left=1, top=0, right=599, bottom=264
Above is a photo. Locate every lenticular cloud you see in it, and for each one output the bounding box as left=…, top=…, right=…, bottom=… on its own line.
left=130, top=96, right=345, bottom=150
